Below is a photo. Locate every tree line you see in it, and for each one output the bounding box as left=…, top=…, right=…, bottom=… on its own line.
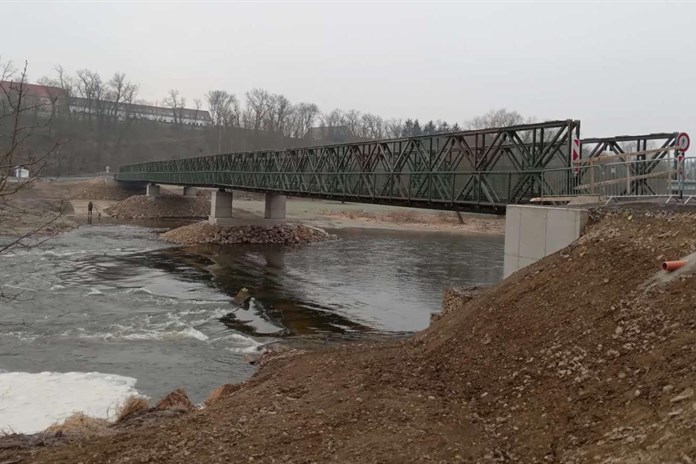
left=35, top=66, right=532, bottom=140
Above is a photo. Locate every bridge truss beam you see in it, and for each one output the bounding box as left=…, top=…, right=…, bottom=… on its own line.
left=580, top=132, right=678, bottom=195
left=117, top=120, right=580, bottom=214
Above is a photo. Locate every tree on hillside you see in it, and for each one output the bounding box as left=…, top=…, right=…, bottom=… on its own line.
left=0, top=60, right=65, bottom=263
left=384, top=118, right=403, bottom=138
left=289, top=102, right=319, bottom=138
left=163, top=89, right=186, bottom=127
left=423, top=120, right=437, bottom=135
left=467, top=108, right=530, bottom=129
left=243, top=88, right=271, bottom=132
left=268, top=94, right=293, bottom=136
left=320, top=108, right=345, bottom=128
left=206, top=90, right=241, bottom=152
left=76, top=69, right=104, bottom=122
left=106, top=72, right=138, bottom=123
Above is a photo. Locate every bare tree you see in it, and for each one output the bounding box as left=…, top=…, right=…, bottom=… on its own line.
left=106, top=72, right=137, bottom=123
left=75, top=69, right=104, bottom=122
left=268, top=94, right=293, bottom=136
left=290, top=102, right=319, bottom=138
left=344, top=109, right=361, bottom=137
left=162, top=89, right=186, bottom=126
left=320, top=108, right=345, bottom=128
left=206, top=90, right=241, bottom=151
left=243, top=88, right=271, bottom=132
left=0, top=60, right=66, bottom=265
left=384, top=118, right=403, bottom=138
left=467, top=109, right=530, bottom=129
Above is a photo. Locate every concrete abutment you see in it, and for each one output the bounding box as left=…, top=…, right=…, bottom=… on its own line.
left=503, top=205, right=589, bottom=278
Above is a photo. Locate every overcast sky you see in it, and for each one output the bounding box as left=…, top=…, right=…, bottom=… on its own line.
left=2, top=1, right=695, bottom=139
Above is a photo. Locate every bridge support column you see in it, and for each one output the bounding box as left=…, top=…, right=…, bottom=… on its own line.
left=183, top=186, right=197, bottom=197
left=264, top=194, right=286, bottom=220
left=146, top=183, right=160, bottom=198
left=209, top=189, right=234, bottom=225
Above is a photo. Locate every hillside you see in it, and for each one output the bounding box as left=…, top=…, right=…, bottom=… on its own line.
left=3, top=206, right=696, bottom=463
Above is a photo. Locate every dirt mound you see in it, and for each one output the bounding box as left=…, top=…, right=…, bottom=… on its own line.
left=161, top=221, right=337, bottom=245
left=105, top=195, right=209, bottom=219
left=5, top=207, right=696, bottom=463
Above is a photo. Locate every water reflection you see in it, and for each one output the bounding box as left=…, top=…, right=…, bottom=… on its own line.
left=166, top=228, right=503, bottom=335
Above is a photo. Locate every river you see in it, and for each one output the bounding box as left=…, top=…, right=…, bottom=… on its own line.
left=0, top=223, right=502, bottom=433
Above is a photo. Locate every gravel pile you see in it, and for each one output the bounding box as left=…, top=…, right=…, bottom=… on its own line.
left=105, top=195, right=210, bottom=219
left=160, top=221, right=336, bottom=245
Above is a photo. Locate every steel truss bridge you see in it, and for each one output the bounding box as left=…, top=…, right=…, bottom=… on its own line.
left=115, top=120, right=679, bottom=214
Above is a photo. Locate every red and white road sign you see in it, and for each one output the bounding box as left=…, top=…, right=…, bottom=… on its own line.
left=677, top=132, right=690, bottom=153
left=571, top=138, right=580, bottom=173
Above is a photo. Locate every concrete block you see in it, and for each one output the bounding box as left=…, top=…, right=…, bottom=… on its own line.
left=518, top=256, right=539, bottom=269
left=503, top=253, right=519, bottom=279
left=545, top=209, right=580, bottom=255
left=264, top=194, right=287, bottom=220
left=518, top=206, right=547, bottom=259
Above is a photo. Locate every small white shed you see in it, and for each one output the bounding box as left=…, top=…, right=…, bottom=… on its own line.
left=14, top=166, right=29, bottom=178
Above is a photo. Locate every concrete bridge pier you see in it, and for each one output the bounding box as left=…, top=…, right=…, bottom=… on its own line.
left=209, top=189, right=234, bottom=225
left=146, top=183, right=160, bottom=198
left=264, top=194, right=286, bottom=220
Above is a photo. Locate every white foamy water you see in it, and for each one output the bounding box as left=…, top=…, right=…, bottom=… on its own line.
left=0, top=371, right=140, bottom=434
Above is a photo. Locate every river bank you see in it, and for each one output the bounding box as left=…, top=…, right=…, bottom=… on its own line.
left=2, top=206, right=696, bottom=462
left=2, top=178, right=505, bottom=236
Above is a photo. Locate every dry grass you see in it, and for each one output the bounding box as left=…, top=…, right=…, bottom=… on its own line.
left=44, top=412, right=109, bottom=437
left=114, top=396, right=149, bottom=423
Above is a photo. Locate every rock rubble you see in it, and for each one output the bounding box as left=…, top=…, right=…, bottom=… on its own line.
left=160, top=221, right=337, bottom=245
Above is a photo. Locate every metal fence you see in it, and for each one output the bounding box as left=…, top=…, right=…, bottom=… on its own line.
left=535, top=156, right=696, bottom=200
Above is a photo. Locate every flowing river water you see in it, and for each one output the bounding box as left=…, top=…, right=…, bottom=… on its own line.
left=0, top=223, right=502, bottom=433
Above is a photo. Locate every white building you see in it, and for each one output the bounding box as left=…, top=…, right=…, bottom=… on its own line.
left=14, top=166, right=29, bottom=178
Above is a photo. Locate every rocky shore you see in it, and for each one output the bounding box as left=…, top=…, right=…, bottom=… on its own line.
left=160, top=221, right=337, bottom=245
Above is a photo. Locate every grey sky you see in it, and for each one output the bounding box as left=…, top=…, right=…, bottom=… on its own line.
left=3, top=1, right=695, bottom=139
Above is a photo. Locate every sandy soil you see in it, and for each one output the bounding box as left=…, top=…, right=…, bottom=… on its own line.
left=3, top=206, right=696, bottom=462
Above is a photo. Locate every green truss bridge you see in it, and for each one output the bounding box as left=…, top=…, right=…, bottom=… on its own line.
left=115, top=119, right=679, bottom=216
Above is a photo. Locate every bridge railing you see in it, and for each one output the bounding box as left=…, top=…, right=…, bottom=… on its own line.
left=535, top=156, right=696, bottom=199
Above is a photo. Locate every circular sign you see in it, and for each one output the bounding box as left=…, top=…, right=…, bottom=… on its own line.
left=677, top=132, right=690, bottom=152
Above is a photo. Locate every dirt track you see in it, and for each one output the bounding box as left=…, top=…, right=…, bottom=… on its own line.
left=3, top=206, right=696, bottom=463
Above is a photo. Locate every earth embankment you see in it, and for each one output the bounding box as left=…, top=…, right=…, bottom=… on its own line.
left=4, top=206, right=696, bottom=463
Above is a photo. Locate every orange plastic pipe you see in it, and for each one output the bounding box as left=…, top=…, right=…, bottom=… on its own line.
left=662, top=260, right=687, bottom=272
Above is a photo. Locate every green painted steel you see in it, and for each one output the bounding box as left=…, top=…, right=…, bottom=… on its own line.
left=117, top=120, right=580, bottom=213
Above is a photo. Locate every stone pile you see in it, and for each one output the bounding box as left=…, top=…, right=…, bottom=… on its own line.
left=160, top=221, right=337, bottom=245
